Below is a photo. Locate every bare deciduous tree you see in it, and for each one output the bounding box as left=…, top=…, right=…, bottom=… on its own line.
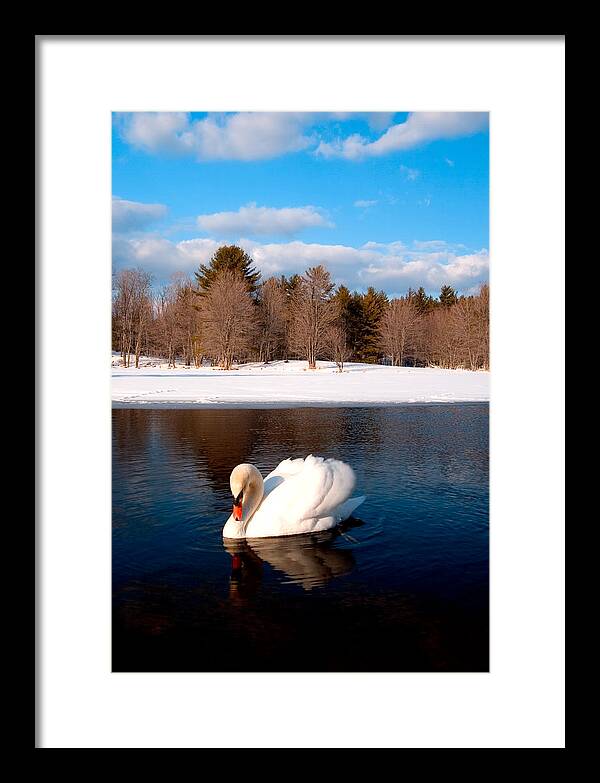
left=153, top=284, right=179, bottom=368
left=451, top=297, right=482, bottom=371
left=199, top=269, right=256, bottom=369
left=475, top=283, right=489, bottom=370
left=173, top=274, right=202, bottom=367
left=325, top=323, right=351, bottom=372
left=257, top=277, right=287, bottom=363
left=112, top=270, right=135, bottom=366
left=427, top=308, right=459, bottom=368
left=378, top=297, right=421, bottom=366
left=112, top=268, right=153, bottom=367
left=427, top=284, right=489, bottom=370
left=289, top=266, right=337, bottom=369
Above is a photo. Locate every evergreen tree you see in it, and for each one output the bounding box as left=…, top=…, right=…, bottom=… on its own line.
left=357, top=287, right=388, bottom=362
left=279, top=274, right=303, bottom=360
left=281, top=273, right=302, bottom=301
left=333, top=284, right=352, bottom=311
left=439, top=285, right=458, bottom=308
left=332, top=285, right=360, bottom=359
left=194, top=245, right=261, bottom=295
left=412, top=286, right=435, bottom=314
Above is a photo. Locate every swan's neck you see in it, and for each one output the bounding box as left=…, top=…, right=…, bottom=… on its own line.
left=243, top=476, right=264, bottom=525
left=224, top=474, right=264, bottom=539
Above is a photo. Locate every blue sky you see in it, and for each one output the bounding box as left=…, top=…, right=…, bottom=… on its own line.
left=112, top=112, right=489, bottom=296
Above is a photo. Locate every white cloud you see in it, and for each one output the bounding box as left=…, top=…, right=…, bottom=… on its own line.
left=117, top=112, right=315, bottom=161
left=116, top=113, right=191, bottom=155
left=196, top=203, right=332, bottom=236
left=116, top=112, right=487, bottom=163
left=245, top=239, right=372, bottom=273
left=249, top=241, right=489, bottom=294
left=112, top=197, right=167, bottom=232
left=112, top=235, right=220, bottom=280
left=316, top=112, right=489, bottom=160
left=445, top=158, right=455, bottom=167
left=113, top=233, right=488, bottom=294
left=354, top=199, right=378, bottom=209
left=361, top=249, right=489, bottom=291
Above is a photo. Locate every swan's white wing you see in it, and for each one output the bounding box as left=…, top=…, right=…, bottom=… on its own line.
left=335, top=494, right=366, bottom=519
left=264, top=457, right=306, bottom=483
left=261, top=457, right=307, bottom=500
left=258, top=454, right=357, bottom=525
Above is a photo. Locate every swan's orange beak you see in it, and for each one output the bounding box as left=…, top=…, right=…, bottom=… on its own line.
left=233, top=501, right=243, bottom=522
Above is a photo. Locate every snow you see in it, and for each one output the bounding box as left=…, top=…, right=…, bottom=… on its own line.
left=112, top=354, right=489, bottom=408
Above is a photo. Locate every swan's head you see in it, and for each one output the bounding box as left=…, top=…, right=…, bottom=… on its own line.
left=229, top=463, right=264, bottom=526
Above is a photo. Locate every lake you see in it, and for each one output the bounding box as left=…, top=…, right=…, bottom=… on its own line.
left=112, top=404, right=489, bottom=672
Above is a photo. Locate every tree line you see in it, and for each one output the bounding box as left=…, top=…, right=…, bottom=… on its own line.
left=112, top=244, right=489, bottom=371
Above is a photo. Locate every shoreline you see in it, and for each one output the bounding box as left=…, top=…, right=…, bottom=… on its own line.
left=112, top=399, right=489, bottom=410
left=112, top=359, right=489, bottom=409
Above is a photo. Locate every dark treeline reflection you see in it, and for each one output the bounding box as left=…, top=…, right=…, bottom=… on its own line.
left=114, top=407, right=385, bottom=498
left=113, top=405, right=489, bottom=672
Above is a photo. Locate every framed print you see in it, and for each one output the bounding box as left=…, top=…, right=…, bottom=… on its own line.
left=37, top=35, right=565, bottom=748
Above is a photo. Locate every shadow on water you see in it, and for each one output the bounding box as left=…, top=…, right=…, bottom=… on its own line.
left=112, top=405, right=489, bottom=672
left=224, top=527, right=358, bottom=598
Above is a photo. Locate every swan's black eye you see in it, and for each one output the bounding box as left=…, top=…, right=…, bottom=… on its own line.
left=235, top=490, right=243, bottom=505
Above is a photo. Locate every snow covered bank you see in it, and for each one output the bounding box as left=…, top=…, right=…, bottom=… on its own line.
left=112, top=357, right=489, bottom=408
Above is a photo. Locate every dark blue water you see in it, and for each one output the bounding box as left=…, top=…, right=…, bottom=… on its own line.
left=112, top=405, right=488, bottom=672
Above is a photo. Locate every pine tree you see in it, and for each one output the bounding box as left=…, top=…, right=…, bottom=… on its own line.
left=281, top=273, right=302, bottom=300
left=439, top=285, right=458, bottom=308
left=333, top=284, right=352, bottom=313
left=357, top=287, right=388, bottom=362
left=194, top=245, right=261, bottom=295
left=412, top=286, right=435, bottom=314
left=332, top=285, right=361, bottom=359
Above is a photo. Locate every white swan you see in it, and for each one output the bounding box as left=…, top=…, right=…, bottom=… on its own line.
left=223, top=454, right=366, bottom=539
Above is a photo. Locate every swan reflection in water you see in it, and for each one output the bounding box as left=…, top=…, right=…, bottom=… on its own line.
left=223, top=523, right=362, bottom=600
